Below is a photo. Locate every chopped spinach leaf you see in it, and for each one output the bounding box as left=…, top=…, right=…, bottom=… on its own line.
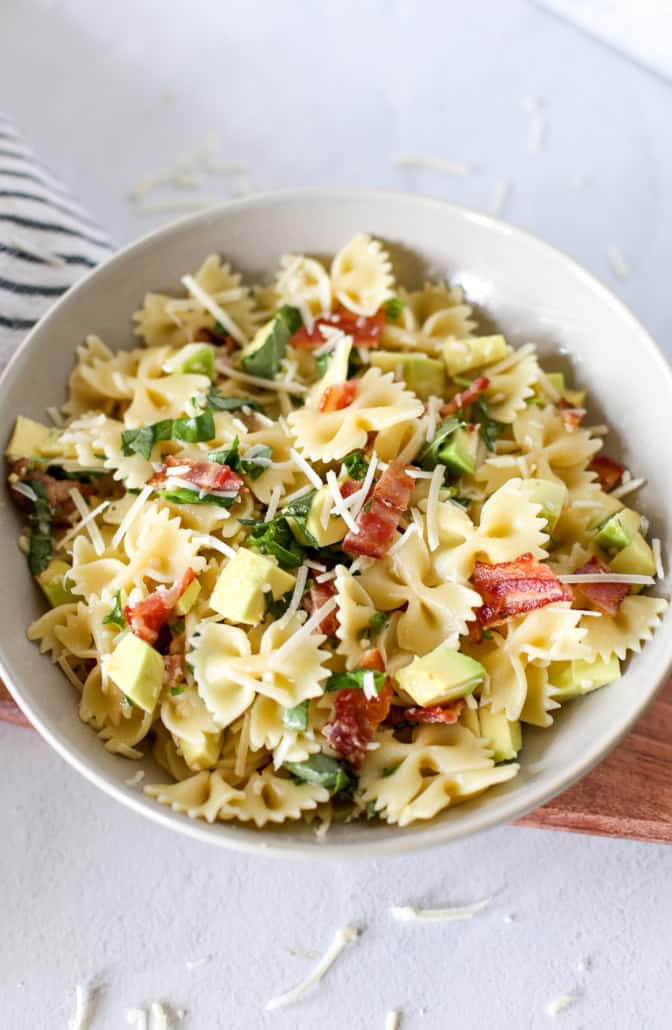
left=284, top=489, right=316, bottom=520
left=205, top=387, right=263, bottom=413
left=284, top=753, right=356, bottom=796
left=209, top=436, right=272, bottom=481
left=282, top=699, right=309, bottom=732
left=382, top=761, right=402, bottom=778
left=343, top=450, right=369, bottom=481
left=471, top=397, right=504, bottom=452
left=383, top=296, right=405, bottom=322
left=368, top=611, right=388, bottom=635
left=27, top=480, right=51, bottom=576
left=172, top=410, right=216, bottom=444
left=315, top=352, right=331, bottom=378
left=241, top=515, right=305, bottom=569
left=366, top=800, right=377, bottom=820
left=121, top=410, right=215, bottom=459
left=102, top=591, right=126, bottom=629
left=170, top=685, right=186, bottom=696
left=241, top=304, right=302, bottom=379
left=325, top=668, right=387, bottom=693
left=159, top=488, right=235, bottom=509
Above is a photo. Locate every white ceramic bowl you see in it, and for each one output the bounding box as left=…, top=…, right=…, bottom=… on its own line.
left=1, top=190, right=670, bottom=858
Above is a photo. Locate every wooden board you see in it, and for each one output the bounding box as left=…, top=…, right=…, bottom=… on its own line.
left=2, top=679, right=671, bottom=843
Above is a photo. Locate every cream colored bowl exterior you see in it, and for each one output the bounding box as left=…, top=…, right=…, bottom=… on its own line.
left=0, top=190, right=670, bottom=858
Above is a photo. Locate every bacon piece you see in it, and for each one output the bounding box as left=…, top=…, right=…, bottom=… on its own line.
left=571, top=557, right=630, bottom=615
left=323, top=647, right=392, bottom=769
left=9, top=459, right=96, bottom=526
left=319, top=380, right=358, bottom=413
left=124, top=568, right=195, bottom=645
left=441, top=376, right=489, bottom=417
left=589, top=454, right=624, bottom=493
left=387, top=700, right=465, bottom=725
left=558, top=398, right=584, bottom=432
left=149, top=455, right=244, bottom=496
left=163, top=653, right=187, bottom=691
left=473, top=552, right=573, bottom=628
left=343, top=461, right=414, bottom=559
left=304, top=579, right=340, bottom=636
left=339, top=478, right=361, bottom=500
left=291, top=308, right=385, bottom=349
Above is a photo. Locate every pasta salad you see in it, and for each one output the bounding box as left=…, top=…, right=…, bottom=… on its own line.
left=6, top=234, right=667, bottom=831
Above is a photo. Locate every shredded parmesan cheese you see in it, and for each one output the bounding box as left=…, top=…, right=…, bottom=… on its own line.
left=192, top=533, right=236, bottom=559
left=150, top=1001, right=168, bottom=1030
left=390, top=898, right=490, bottom=922
left=279, top=565, right=309, bottom=627
left=424, top=395, right=442, bottom=442
left=265, top=926, right=360, bottom=1011
left=610, top=476, right=645, bottom=499
left=186, top=956, right=211, bottom=971
left=69, top=489, right=105, bottom=556
left=46, top=405, right=65, bottom=426
left=125, top=1009, right=148, bottom=1030
left=347, top=452, right=378, bottom=521
left=58, top=498, right=110, bottom=551
left=653, top=538, right=664, bottom=579
left=264, top=483, right=283, bottom=523
left=385, top=1011, right=402, bottom=1030
left=289, top=449, right=323, bottom=490
left=216, top=360, right=307, bottom=396
left=426, top=465, right=445, bottom=552
left=545, top=993, right=577, bottom=1017
left=111, top=484, right=153, bottom=550
left=124, top=769, right=145, bottom=787
left=315, top=568, right=338, bottom=584
left=362, top=670, right=377, bottom=700
left=69, top=984, right=93, bottom=1030
left=182, top=274, right=246, bottom=345
left=393, top=155, right=474, bottom=176
left=235, top=708, right=251, bottom=778
left=12, top=481, right=38, bottom=503
left=558, top=573, right=654, bottom=586
left=273, top=598, right=338, bottom=662
left=389, top=522, right=417, bottom=556
left=326, top=470, right=359, bottom=533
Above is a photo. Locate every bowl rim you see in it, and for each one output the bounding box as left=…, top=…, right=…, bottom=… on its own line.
left=1, top=186, right=671, bottom=859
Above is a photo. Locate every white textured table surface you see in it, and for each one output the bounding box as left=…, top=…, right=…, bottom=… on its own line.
left=2, top=2, right=672, bottom=1028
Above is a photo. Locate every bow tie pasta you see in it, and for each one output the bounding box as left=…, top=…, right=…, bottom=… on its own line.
left=9, top=234, right=666, bottom=835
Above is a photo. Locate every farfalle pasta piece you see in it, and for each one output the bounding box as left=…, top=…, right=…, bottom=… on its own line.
left=359, top=724, right=518, bottom=826
left=288, top=366, right=423, bottom=462
left=274, top=254, right=332, bottom=320
left=330, top=233, right=394, bottom=316
left=431, top=479, right=548, bottom=583
left=519, top=664, right=559, bottom=728
left=580, top=596, right=668, bottom=662
left=359, top=526, right=481, bottom=654
left=248, top=695, right=320, bottom=767
left=484, top=349, right=540, bottom=423
left=334, top=566, right=377, bottom=669
left=79, top=665, right=152, bottom=758
left=161, top=683, right=222, bottom=770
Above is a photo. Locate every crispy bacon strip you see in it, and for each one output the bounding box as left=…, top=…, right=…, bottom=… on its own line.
left=387, top=700, right=465, bottom=725
left=9, top=459, right=96, bottom=526
left=442, top=376, right=489, bottom=417
left=291, top=308, right=385, bottom=349
left=590, top=454, right=624, bottom=493
left=343, top=460, right=414, bottom=559
left=149, top=455, right=245, bottom=495
left=319, top=380, right=358, bottom=413
left=124, top=568, right=195, bottom=645
left=303, top=579, right=340, bottom=636
left=558, top=398, right=585, bottom=432
left=323, top=647, right=393, bottom=769
left=473, top=552, right=573, bottom=628
left=571, top=557, right=630, bottom=615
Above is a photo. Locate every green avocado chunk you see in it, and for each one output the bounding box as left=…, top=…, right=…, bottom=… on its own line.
left=478, top=705, right=522, bottom=762
left=435, top=426, right=478, bottom=477
left=608, top=532, right=656, bottom=579
left=107, top=634, right=165, bottom=714
left=595, top=509, right=639, bottom=554
left=162, top=342, right=215, bottom=380
left=179, top=730, right=223, bottom=770
left=548, top=655, right=621, bottom=701
left=516, top=478, right=567, bottom=531
left=175, top=579, right=201, bottom=616
left=210, top=547, right=296, bottom=625
left=37, top=559, right=76, bottom=607
left=396, top=646, right=485, bottom=707
left=5, top=415, right=52, bottom=459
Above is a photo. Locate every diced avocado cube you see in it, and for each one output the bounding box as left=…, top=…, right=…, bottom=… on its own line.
left=162, top=343, right=215, bottom=380
left=436, top=427, right=478, bottom=477
left=370, top=351, right=446, bottom=400
left=459, top=704, right=481, bottom=737
left=515, top=478, right=567, bottom=531
left=546, top=371, right=585, bottom=408
left=210, top=547, right=296, bottom=625
left=301, top=485, right=347, bottom=547
left=595, top=510, right=638, bottom=554
left=175, top=579, right=201, bottom=615
left=609, top=533, right=656, bottom=579
left=320, top=334, right=353, bottom=388
left=5, top=416, right=51, bottom=458
left=396, top=646, right=485, bottom=707
left=179, top=730, right=222, bottom=770
left=442, top=334, right=509, bottom=377
left=548, top=655, right=621, bottom=701
left=478, top=705, right=522, bottom=762
left=107, top=634, right=165, bottom=714
left=37, top=559, right=76, bottom=607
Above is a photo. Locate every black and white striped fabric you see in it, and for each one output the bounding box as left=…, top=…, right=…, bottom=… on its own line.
left=0, top=112, right=113, bottom=366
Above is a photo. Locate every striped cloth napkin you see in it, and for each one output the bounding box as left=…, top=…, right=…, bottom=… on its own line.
left=0, top=113, right=113, bottom=724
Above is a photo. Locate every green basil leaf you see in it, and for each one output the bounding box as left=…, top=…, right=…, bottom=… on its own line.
left=343, top=451, right=369, bottom=481
left=471, top=397, right=504, bottom=452
left=208, top=435, right=240, bottom=468
left=325, top=669, right=387, bottom=693
left=120, top=425, right=156, bottom=460
left=172, top=410, right=215, bottom=444
left=244, top=516, right=305, bottom=569
left=27, top=480, right=51, bottom=576
left=383, top=296, right=405, bottom=321
left=284, top=489, right=316, bottom=520
left=239, top=444, right=272, bottom=481
left=282, top=700, right=309, bottom=732
left=102, top=590, right=126, bottom=629
left=205, top=387, right=263, bottom=413
left=241, top=305, right=302, bottom=379
left=159, top=488, right=235, bottom=509
left=284, top=753, right=356, bottom=796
